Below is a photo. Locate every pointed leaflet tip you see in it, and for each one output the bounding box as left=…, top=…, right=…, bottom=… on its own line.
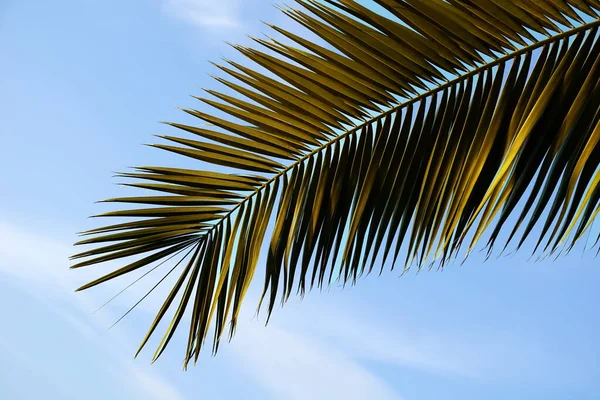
left=273, top=4, right=286, bottom=13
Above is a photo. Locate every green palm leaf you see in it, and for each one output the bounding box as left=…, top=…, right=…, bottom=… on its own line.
left=72, top=0, right=600, bottom=366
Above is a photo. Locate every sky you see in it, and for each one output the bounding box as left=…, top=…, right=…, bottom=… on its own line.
left=0, top=1, right=599, bottom=399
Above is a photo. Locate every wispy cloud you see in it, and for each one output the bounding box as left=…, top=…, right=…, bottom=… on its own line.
left=230, top=319, right=403, bottom=400
left=0, top=335, right=79, bottom=400
left=58, top=309, right=184, bottom=400
left=296, top=306, right=544, bottom=381
left=234, top=289, right=593, bottom=387
left=127, top=365, right=185, bottom=400
left=0, top=220, right=185, bottom=400
left=163, top=0, right=242, bottom=29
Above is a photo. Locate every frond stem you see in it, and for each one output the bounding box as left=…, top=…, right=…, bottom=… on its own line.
left=203, top=18, right=600, bottom=234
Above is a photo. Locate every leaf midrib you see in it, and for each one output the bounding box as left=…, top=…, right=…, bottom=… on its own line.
left=198, top=19, right=600, bottom=234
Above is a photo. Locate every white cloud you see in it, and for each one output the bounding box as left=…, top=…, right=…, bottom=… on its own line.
left=272, top=296, right=585, bottom=384
left=163, top=0, right=242, bottom=29
left=303, top=307, right=543, bottom=381
left=127, top=365, right=185, bottom=400
left=57, top=309, right=184, bottom=400
left=0, top=220, right=185, bottom=400
left=0, top=335, right=80, bottom=400
left=236, top=290, right=589, bottom=387
left=0, top=220, right=73, bottom=289
left=230, top=319, right=403, bottom=400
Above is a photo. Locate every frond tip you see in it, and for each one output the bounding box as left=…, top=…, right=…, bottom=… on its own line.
left=73, top=0, right=600, bottom=366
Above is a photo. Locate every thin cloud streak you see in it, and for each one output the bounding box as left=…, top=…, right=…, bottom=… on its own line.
left=0, top=220, right=185, bottom=400
left=163, top=0, right=242, bottom=29
left=230, top=319, right=404, bottom=400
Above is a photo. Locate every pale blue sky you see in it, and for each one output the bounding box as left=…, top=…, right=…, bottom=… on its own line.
left=1, top=1, right=599, bottom=399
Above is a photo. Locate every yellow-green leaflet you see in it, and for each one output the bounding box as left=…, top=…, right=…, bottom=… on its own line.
left=73, top=0, right=600, bottom=366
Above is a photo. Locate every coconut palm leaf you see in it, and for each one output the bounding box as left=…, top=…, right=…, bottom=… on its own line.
left=72, top=0, right=600, bottom=366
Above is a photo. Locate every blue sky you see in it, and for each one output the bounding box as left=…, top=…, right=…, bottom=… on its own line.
left=1, top=1, right=599, bottom=399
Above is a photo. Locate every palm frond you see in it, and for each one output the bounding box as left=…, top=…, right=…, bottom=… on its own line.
left=72, top=0, right=600, bottom=366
